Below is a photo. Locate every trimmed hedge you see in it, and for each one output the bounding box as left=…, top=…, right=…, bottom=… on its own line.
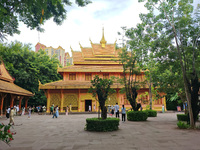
left=127, top=111, right=148, bottom=121
left=177, top=114, right=188, bottom=121
left=177, top=114, right=199, bottom=121
left=145, top=110, right=157, bottom=117
left=85, top=118, right=120, bottom=132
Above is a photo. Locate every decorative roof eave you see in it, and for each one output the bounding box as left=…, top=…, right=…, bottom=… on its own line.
left=84, top=58, right=119, bottom=61
left=73, top=62, right=120, bottom=65
left=0, top=89, right=34, bottom=97
left=0, top=76, right=13, bottom=83
left=79, top=42, right=84, bottom=58
left=58, top=69, right=124, bottom=73
left=39, top=84, right=124, bottom=90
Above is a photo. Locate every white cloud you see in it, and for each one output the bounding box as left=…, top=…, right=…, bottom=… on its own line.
left=6, top=0, right=147, bottom=55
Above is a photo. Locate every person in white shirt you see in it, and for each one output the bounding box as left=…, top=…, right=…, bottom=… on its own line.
left=88, top=105, right=91, bottom=112
left=114, top=103, right=119, bottom=118
left=16, top=105, right=19, bottom=116
left=121, top=105, right=126, bottom=122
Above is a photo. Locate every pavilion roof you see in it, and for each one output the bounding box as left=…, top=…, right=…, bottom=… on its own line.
left=0, top=80, right=34, bottom=96
left=39, top=80, right=123, bottom=90
left=0, top=61, right=34, bottom=96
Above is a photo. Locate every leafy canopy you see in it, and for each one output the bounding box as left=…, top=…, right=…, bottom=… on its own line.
left=0, top=41, right=62, bottom=106
left=0, top=0, right=91, bottom=40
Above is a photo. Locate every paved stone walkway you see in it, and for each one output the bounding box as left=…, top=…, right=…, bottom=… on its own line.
left=0, top=112, right=200, bottom=150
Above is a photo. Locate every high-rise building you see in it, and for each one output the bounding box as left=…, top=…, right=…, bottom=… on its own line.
left=35, top=43, right=72, bottom=66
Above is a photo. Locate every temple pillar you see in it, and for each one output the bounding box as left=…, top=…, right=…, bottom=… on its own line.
left=10, top=94, right=16, bottom=108
left=0, top=93, right=7, bottom=116
left=60, top=89, right=64, bottom=112
left=18, top=96, right=24, bottom=113
left=46, top=90, right=50, bottom=113
left=25, top=97, right=29, bottom=111
left=78, top=89, right=80, bottom=112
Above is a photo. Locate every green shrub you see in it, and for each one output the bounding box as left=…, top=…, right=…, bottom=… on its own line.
left=145, top=110, right=157, bottom=117
left=127, top=111, right=148, bottom=121
left=177, top=121, right=190, bottom=129
left=177, top=114, right=199, bottom=121
left=85, top=118, right=120, bottom=132
left=177, top=114, right=188, bottom=121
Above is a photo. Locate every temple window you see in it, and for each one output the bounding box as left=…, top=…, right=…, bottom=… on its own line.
left=85, top=73, right=92, bottom=81
left=69, top=73, right=76, bottom=80
left=103, top=73, right=109, bottom=79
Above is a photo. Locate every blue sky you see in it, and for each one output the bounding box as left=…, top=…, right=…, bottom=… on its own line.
left=6, top=0, right=147, bottom=54
left=6, top=0, right=199, bottom=55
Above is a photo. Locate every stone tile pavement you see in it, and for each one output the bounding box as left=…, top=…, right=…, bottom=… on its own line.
left=0, top=112, right=200, bottom=150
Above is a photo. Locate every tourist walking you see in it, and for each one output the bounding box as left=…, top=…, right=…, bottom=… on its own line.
left=6, top=106, right=10, bottom=119
left=9, top=107, right=14, bottom=125
left=21, top=107, right=25, bottom=115
left=93, top=104, right=96, bottom=112
left=50, top=105, right=54, bottom=115
left=111, top=105, right=114, bottom=116
left=53, top=105, right=59, bottom=118
left=114, top=103, right=119, bottom=118
left=66, top=106, right=69, bottom=115
left=121, top=105, right=126, bottom=122
left=16, top=105, right=19, bottom=116
left=28, top=106, right=31, bottom=119
left=88, top=105, right=91, bottom=112
left=162, top=104, right=165, bottom=113
left=14, top=105, right=17, bottom=116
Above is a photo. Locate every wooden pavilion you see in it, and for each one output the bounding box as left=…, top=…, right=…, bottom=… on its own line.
left=0, top=60, right=34, bottom=116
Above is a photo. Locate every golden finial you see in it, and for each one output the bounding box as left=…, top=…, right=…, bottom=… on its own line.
left=79, top=42, right=83, bottom=49
left=38, top=80, right=42, bottom=85
left=114, top=39, right=117, bottom=44
left=100, top=27, right=107, bottom=48
left=70, top=46, right=74, bottom=52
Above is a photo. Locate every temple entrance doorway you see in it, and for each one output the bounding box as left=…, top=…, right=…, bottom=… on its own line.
left=85, top=100, right=92, bottom=112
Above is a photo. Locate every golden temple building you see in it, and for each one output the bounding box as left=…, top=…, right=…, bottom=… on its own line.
left=39, top=29, right=166, bottom=113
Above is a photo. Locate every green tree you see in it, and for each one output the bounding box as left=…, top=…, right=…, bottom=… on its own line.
left=118, top=47, right=143, bottom=111
left=0, top=0, right=91, bottom=40
left=88, top=75, right=115, bottom=119
left=0, top=41, right=62, bottom=106
left=137, top=0, right=200, bottom=128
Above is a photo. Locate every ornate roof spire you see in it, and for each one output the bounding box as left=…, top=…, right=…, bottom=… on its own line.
left=70, top=46, right=74, bottom=52
left=100, top=27, right=107, bottom=48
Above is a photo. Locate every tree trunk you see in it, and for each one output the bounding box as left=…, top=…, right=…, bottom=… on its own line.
left=163, top=8, right=195, bottom=128
left=101, top=106, right=107, bottom=120
left=149, top=78, right=152, bottom=110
